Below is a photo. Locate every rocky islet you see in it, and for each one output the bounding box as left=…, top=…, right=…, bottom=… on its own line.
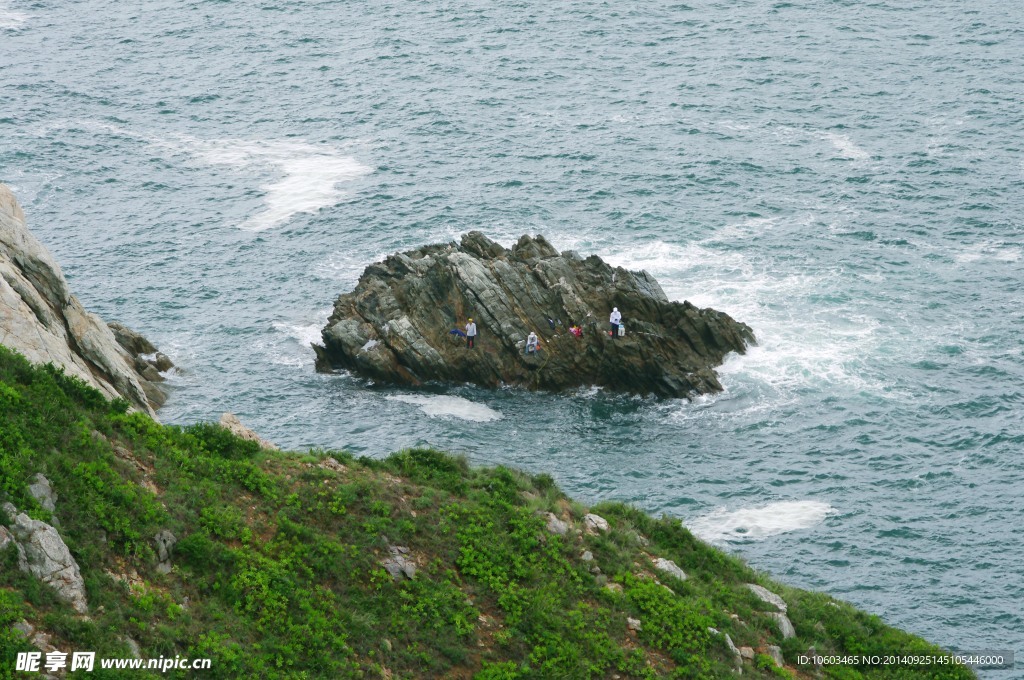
left=316, top=231, right=754, bottom=398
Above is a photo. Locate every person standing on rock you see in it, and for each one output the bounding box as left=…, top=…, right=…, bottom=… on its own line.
left=609, top=307, right=622, bottom=338
left=526, top=331, right=539, bottom=354
left=466, top=318, right=477, bottom=349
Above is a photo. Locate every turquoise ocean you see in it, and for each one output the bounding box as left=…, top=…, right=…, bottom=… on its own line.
left=2, top=0, right=1022, bottom=669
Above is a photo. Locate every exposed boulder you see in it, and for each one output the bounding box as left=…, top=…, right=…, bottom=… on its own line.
left=318, top=457, right=346, bottom=472
left=381, top=545, right=417, bottom=580
left=316, top=232, right=753, bottom=398
left=10, top=620, right=33, bottom=639
left=154, top=530, right=177, bottom=575
left=0, top=525, right=20, bottom=557
left=219, top=413, right=278, bottom=451
left=723, top=632, right=744, bottom=672
left=584, top=513, right=610, bottom=534
left=770, top=611, right=796, bottom=639
left=0, top=184, right=168, bottom=415
left=123, top=636, right=143, bottom=659
left=652, top=557, right=687, bottom=582
left=746, top=583, right=788, bottom=612
left=27, top=474, right=56, bottom=513
left=543, top=512, right=569, bottom=536
left=3, top=504, right=88, bottom=614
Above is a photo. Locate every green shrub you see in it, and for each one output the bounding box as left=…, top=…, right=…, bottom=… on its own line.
left=0, top=588, right=31, bottom=677
left=475, top=660, right=521, bottom=679
left=377, top=448, right=470, bottom=495
left=184, top=422, right=262, bottom=461
left=623, top=574, right=712, bottom=673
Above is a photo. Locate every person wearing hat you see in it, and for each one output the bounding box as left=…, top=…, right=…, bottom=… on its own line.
left=609, top=307, right=622, bottom=338
left=465, top=317, right=477, bottom=348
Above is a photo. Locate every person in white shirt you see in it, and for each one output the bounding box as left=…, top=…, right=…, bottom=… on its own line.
left=526, top=331, right=539, bottom=354
left=465, top=318, right=477, bottom=348
left=609, top=307, right=622, bottom=338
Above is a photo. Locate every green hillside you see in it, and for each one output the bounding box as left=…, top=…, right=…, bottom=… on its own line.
left=0, top=345, right=973, bottom=679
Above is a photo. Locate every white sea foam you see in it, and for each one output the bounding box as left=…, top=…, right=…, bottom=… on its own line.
left=26, top=122, right=372, bottom=231
left=953, top=242, right=1021, bottom=264
left=277, top=321, right=324, bottom=349
left=314, top=248, right=391, bottom=285
left=0, top=1, right=28, bottom=29
left=386, top=394, right=503, bottom=422
left=687, top=500, right=835, bottom=543
left=820, top=132, right=870, bottom=160
left=603, top=238, right=893, bottom=402
left=189, top=139, right=372, bottom=231
left=768, top=124, right=871, bottom=161
left=265, top=310, right=330, bottom=367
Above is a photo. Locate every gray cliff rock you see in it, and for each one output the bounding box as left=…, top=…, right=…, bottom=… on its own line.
left=769, top=611, right=796, bottom=639
left=154, top=530, right=177, bottom=575
left=4, top=504, right=88, bottom=614
left=108, top=321, right=175, bottom=409
left=27, top=474, right=57, bottom=513
left=219, top=413, right=278, bottom=451
left=746, top=583, right=788, bottom=612
left=543, top=512, right=569, bottom=536
left=584, top=513, right=610, bottom=534
left=0, top=525, right=21, bottom=557
left=723, top=632, right=744, bottom=672
left=0, top=184, right=168, bottom=415
left=652, top=557, right=687, bottom=582
left=316, top=232, right=753, bottom=398
left=381, top=545, right=417, bottom=580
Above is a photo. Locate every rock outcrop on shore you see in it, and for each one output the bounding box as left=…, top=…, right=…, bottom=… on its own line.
left=316, top=232, right=753, bottom=398
left=0, top=184, right=169, bottom=415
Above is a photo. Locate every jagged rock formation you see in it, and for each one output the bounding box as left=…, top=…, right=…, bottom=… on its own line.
left=316, top=232, right=754, bottom=398
left=0, top=184, right=169, bottom=415
left=2, top=502, right=88, bottom=615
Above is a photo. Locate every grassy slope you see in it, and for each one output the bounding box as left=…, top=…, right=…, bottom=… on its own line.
left=0, top=346, right=972, bottom=679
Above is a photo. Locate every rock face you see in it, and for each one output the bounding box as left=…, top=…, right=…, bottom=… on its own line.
left=154, top=530, right=177, bottom=575
left=3, top=503, right=88, bottom=614
left=0, top=184, right=169, bottom=415
left=27, top=474, right=57, bottom=513
left=652, top=557, right=687, bottom=582
left=316, top=232, right=753, bottom=398
left=219, top=413, right=279, bottom=451
left=746, top=584, right=788, bottom=612
left=543, top=512, right=569, bottom=536
left=381, top=545, right=417, bottom=580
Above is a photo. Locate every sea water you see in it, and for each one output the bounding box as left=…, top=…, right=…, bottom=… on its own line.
left=2, top=0, right=1022, bottom=668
